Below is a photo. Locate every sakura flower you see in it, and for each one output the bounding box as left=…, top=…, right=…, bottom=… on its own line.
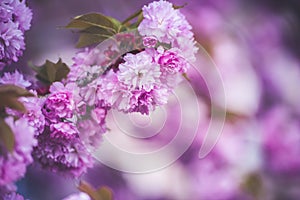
left=42, top=82, right=78, bottom=123
left=0, top=70, right=31, bottom=88
left=158, top=47, right=190, bottom=74
left=50, top=122, right=79, bottom=139
left=118, top=51, right=161, bottom=92
left=0, top=0, right=32, bottom=68
left=10, top=0, right=32, bottom=31
left=138, top=0, right=193, bottom=44
left=0, top=117, right=37, bottom=186
left=142, top=36, right=158, bottom=48
left=172, top=36, right=198, bottom=63
left=33, top=123, right=94, bottom=177
left=129, top=89, right=155, bottom=115
left=0, top=21, right=25, bottom=65
left=19, top=94, right=45, bottom=135
left=77, top=118, right=105, bottom=150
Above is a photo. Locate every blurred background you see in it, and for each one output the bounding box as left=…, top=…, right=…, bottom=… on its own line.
left=12, top=0, right=300, bottom=199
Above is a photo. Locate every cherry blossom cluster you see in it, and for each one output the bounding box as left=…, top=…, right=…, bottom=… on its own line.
left=0, top=71, right=95, bottom=186
left=67, top=0, right=198, bottom=118
left=0, top=0, right=32, bottom=69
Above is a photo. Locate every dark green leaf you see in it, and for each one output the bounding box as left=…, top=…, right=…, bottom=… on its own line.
left=80, top=26, right=113, bottom=35
left=66, top=13, right=124, bottom=47
left=76, top=33, right=109, bottom=48
left=66, top=13, right=121, bottom=33
left=31, top=59, right=70, bottom=84
left=0, top=84, right=34, bottom=113
left=0, top=84, right=34, bottom=98
left=0, top=117, right=15, bottom=152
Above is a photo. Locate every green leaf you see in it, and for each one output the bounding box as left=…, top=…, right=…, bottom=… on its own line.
left=241, top=173, right=264, bottom=199
left=0, top=84, right=34, bottom=113
left=121, top=3, right=186, bottom=28
left=78, top=181, right=113, bottom=200
left=76, top=33, right=109, bottom=48
left=66, top=13, right=121, bottom=33
left=31, top=59, right=70, bottom=84
left=107, top=16, right=122, bottom=32
left=66, top=13, right=124, bottom=47
left=0, top=118, right=15, bottom=152
left=75, top=26, right=115, bottom=47
left=78, top=181, right=99, bottom=200
left=96, top=187, right=113, bottom=200
left=173, top=3, right=188, bottom=9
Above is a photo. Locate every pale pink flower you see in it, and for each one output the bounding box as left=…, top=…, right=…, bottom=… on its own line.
left=118, top=51, right=161, bottom=92
left=138, top=0, right=193, bottom=43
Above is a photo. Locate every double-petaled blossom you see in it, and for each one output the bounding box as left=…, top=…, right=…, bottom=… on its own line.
left=118, top=51, right=161, bottom=92
left=138, top=0, right=193, bottom=44
left=0, top=0, right=32, bottom=68
left=33, top=121, right=94, bottom=177
left=42, top=82, right=77, bottom=124
left=0, top=71, right=46, bottom=136
left=0, top=71, right=31, bottom=88
left=0, top=117, right=37, bottom=187
left=0, top=21, right=25, bottom=67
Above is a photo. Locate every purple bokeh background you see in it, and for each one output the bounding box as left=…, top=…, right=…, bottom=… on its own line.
left=4, top=0, right=300, bottom=199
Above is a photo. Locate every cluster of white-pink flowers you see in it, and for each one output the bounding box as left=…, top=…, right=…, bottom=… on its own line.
left=67, top=0, right=198, bottom=118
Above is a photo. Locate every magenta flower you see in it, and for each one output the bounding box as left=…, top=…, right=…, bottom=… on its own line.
left=129, top=90, right=155, bottom=114
left=33, top=125, right=94, bottom=177
left=142, top=36, right=158, bottom=48
left=42, top=82, right=77, bottom=123
left=0, top=117, right=37, bottom=187
left=42, top=91, right=74, bottom=123
left=158, top=47, right=189, bottom=74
